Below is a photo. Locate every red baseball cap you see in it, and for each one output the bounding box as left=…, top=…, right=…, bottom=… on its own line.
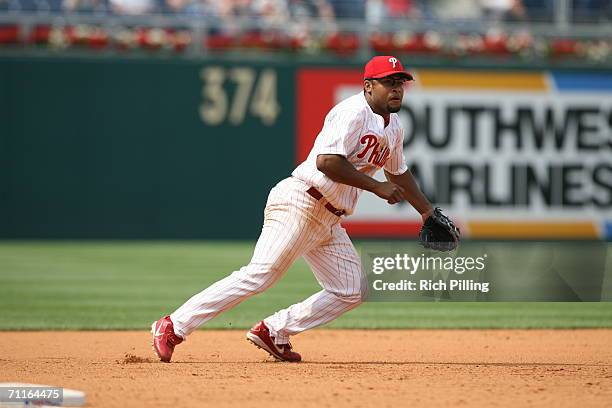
left=363, top=56, right=414, bottom=81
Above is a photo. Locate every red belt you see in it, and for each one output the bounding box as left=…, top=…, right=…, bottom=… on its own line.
left=306, top=187, right=346, bottom=216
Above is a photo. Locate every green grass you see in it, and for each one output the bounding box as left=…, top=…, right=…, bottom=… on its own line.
left=0, top=241, right=611, bottom=330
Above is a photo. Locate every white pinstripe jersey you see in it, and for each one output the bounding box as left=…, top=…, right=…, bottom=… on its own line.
left=292, top=91, right=408, bottom=215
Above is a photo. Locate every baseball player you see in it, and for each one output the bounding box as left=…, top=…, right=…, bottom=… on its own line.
left=152, top=55, right=458, bottom=363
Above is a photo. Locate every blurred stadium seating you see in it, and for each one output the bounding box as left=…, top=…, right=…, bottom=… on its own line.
left=0, top=1, right=610, bottom=61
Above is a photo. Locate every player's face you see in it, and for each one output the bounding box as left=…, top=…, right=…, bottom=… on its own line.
left=364, top=75, right=407, bottom=114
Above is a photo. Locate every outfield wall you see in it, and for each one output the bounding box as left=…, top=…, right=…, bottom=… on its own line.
left=0, top=57, right=295, bottom=238
left=1, top=56, right=611, bottom=239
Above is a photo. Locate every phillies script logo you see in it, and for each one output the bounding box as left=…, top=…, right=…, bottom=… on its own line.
left=357, top=135, right=390, bottom=167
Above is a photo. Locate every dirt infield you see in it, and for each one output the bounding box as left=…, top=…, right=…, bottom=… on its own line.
left=1, top=330, right=611, bottom=407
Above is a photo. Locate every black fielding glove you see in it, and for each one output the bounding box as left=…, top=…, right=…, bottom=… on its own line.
left=419, top=208, right=461, bottom=252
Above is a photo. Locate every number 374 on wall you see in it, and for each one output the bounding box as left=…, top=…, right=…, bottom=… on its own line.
left=199, top=66, right=280, bottom=126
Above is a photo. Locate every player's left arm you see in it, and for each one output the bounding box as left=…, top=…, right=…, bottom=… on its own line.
left=384, top=169, right=433, bottom=222
left=383, top=126, right=433, bottom=221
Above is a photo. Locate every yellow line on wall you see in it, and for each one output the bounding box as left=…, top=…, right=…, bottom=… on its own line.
left=416, top=71, right=548, bottom=91
left=468, top=222, right=598, bottom=239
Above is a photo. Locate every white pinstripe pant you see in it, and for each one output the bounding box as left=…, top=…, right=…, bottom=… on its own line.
left=171, top=177, right=365, bottom=344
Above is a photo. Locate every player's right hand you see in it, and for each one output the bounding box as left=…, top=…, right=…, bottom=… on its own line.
left=373, top=181, right=406, bottom=204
